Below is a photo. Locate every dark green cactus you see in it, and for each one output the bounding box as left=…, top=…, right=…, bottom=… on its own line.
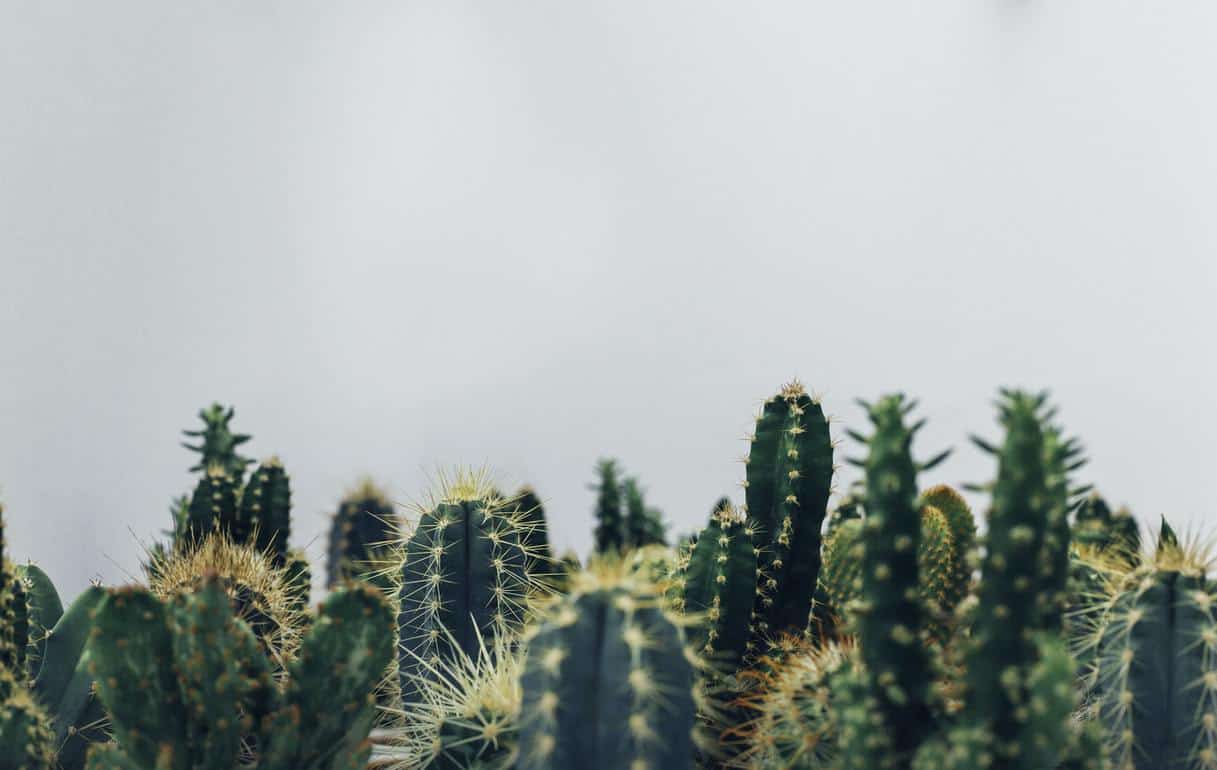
left=678, top=502, right=761, bottom=669
left=86, top=578, right=393, bottom=770
left=917, top=485, right=976, bottom=612
left=397, top=479, right=541, bottom=704
left=591, top=459, right=624, bottom=555
left=1077, top=548, right=1217, bottom=770
left=745, top=381, right=834, bottom=640
left=513, top=486, right=553, bottom=567
left=518, top=565, right=698, bottom=770
left=16, top=564, right=62, bottom=675
left=1075, top=494, right=1140, bottom=566
left=326, top=479, right=399, bottom=588
left=239, top=458, right=293, bottom=562
left=836, top=394, right=949, bottom=766
left=1, top=666, right=56, bottom=770
left=182, top=465, right=241, bottom=546
left=623, top=478, right=667, bottom=549
left=181, top=402, right=253, bottom=481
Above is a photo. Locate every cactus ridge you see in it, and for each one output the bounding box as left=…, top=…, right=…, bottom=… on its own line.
left=397, top=470, right=550, bottom=704
left=745, top=380, right=835, bottom=641
left=677, top=502, right=764, bottom=669
left=517, top=561, right=699, bottom=770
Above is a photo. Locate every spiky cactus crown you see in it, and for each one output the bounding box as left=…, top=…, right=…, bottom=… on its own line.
left=145, top=532, right=304, bottom=665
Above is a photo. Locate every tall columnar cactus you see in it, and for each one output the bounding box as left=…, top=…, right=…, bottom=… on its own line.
left=239, top=457, right=293, bottom=562
left=916, top=390, right=1091, bottom=770
left=327, top=479, right=399, bottom=588
left=677, top=502, right=762, bottom=669
left=624, top=478, right=667, bottom=550
left=397, top=474, right=545, bottom=704
left=836, top=394, right=949, bottom=767
left=86, top=577, right=394, bottom=770
left=745, top=381, right=834, bottom=640
left=1075, top=540, right=1217, bottom=770
left=181, top=402, right=253, bottom=481
left=517, top=563, right=699, bottom=770
left=591, top=459, right=624, bottom=555
left=513, top=486, right=553, bottom=567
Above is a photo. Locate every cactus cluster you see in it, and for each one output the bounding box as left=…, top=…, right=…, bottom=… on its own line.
left=4, top=385, right=1211, bottom=770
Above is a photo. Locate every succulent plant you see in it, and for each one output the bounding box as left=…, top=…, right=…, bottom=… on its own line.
left=181, top=402, right=254, bottom=482
left=85, top=577, right=394, bottom=770
left=397, top=473, right=547, bottom=704
left=327, top=478, right=399, bottom=588
left=517, top=561, right=700, bottom=770
left=239, top=458, right=293, bottom=563
left=591, top=459, right=625, bottom=555
left=745, top=380, right=834, bottom=641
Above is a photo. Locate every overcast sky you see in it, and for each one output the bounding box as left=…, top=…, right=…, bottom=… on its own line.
left=2, top=2, right=1214, bottom=599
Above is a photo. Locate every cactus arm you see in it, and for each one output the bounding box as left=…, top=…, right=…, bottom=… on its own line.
left=745, top=382, right=834, bottom=638
left=16, top=563, right=64, bottom=671
left=261, top=584, right=393, bottom=770
left=592, top=460, right=624, bottom=555
left=679, top=505, right=759, bottom=668
left=32, top=585, right=107, bottom=768
left=184, top=467, right=240, bottom=545
left=240, top=459, right=293, bottom=562
left=87, top=588, right=190, bottom=770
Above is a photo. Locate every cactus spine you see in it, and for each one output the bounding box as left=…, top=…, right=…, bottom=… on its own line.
left=518, top=563, right=699, bottom=770
left=745, top=381, right=834, bottom=639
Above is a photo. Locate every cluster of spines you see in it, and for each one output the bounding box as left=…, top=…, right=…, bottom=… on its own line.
left=396, top=472, right=549, bottom=704
left=744, top=380, right=834, bottom=641
left=517, top=561, right=699, bottom=770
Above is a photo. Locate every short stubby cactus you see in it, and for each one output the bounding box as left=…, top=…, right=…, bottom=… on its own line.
left=838, top=394, right=949, bottom=766
left=734, top=639, right=851, bottom=770
left=397, top=472, right=547, bottom=703
left=918, top=484, right=976, bottom=610
left=1077, top=542, right=1217, bottom=770
left=517, top=562, right=699, bottom=770
left=745, top=381, right=834, bottom=640
left=676, top=501, right=762, bottom=669
left=327, top=478, right=399, bottom=588
left=182, top=464, right=241, bottom=545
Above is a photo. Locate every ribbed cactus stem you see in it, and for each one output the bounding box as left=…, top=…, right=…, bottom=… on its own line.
left=592, top=459, right=624, bottom=554
left=327, top=478, right=399, bottom=588
left=184, top=465, right=240, bottom=545
left=745, top=380, right=834, bottom=639
left=518, top=566, right=698, bottom=770
left=398, top=478, right=541, bottom=703
left=678, top=502, right=761, bottom=669
left=240, top=458, right=293, bottom=562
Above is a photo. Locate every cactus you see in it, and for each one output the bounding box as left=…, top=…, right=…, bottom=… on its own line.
left=1074, top=539, right=1217, bottom=770
left=624, top=477, right=667, bottom=549
left=239, top=458, right=293, bottom=562
left=397, top=473, right=545, bottom=704
left=182, top=465, right=241, bottom=545
left=86, top=577, right=393, bottom=770
left=591, top=459, right=625, bottom=555
left=677, top=502, right=762, bottom=669
left=745, top=380, right=834, bottom=640
left=733, top=639, right=851, bottom=770
left=517, top=561, right=699, bottom=770
left=392, top=631, right=523, bottom=770
left=145, top=532, right=304, bottom=665
left=181, top=402, right=253, bottom=481
left=817, top=503, right=960, bottom=641
left=15, top=564, right=62, bottom=675
left=836, top=394, right=949, bottom=766
left=0, top=666, right=56, bottom=770
left=917, top=485, right=976, bottom=611
left=1075, top=494, right=1140, bottom=566
left=513, top=486, right=553, bottom=567
left=327, top=478, right=399, bottom=588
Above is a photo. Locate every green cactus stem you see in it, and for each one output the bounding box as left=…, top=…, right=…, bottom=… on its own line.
left=591, top=459, right=624, bottom=555
left=327, top=479, right=399, bottom=588
left=745, top=380, right=834, bottom=640
left=518, top=563, right=698, bottom=770
left=181, top=402, right=253, bottom=481
left=239, top=458, right=293, bottom=562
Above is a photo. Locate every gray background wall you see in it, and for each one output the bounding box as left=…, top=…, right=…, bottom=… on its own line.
left=2, top=2, right=1214, bottom=598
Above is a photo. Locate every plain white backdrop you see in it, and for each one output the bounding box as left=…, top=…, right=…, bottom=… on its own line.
left=2, top=2, right=1214, bottom=598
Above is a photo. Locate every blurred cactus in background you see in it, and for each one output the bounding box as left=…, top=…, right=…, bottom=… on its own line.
left=181, top=402, right=254, bottom=481
left=327, top=478, right=400, bottom=588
